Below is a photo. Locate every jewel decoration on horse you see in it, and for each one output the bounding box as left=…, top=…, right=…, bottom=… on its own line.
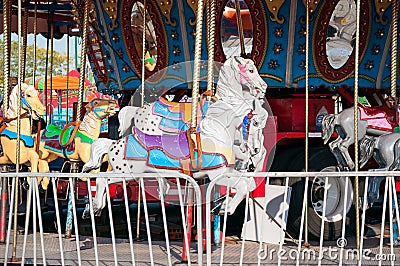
left=0, top=83, right=48, bottom=188
left=39, top=98, right=118, bottom=164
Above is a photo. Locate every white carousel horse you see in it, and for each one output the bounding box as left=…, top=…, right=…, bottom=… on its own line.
left=322, top=104, right=395, bottom=170
left=117, top=56, right=267, bottom=138
left=82, top=97, right=268, bottom=218
left=0, top=84, right=48, bottom=188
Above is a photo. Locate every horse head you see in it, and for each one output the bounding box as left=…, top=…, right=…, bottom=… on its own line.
left=216, top=56, right=267, bottom=101
left=242, top=98, right=268, bottom=158
left=86, top=98, right=118, bottom=119
left=233, top=56, right=267, bottom=100
left=6, top=83, right=45, bottom=121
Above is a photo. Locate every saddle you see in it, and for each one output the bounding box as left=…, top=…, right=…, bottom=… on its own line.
left=0, top=113, right=34, bottom=148
left=124, top=128, right=227, bottom=174
left=42, top=124, right=76, bottom=156
left=152, top=92, right=215, bottom=133
left=358, top=105, right=395, bottom=132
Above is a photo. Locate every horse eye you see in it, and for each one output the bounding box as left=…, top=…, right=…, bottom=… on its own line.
left=249, top=69, right=254, bottom=73
left=253, top=121, right=259, bottom=127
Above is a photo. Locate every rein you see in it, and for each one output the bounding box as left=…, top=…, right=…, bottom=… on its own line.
left=0, top=112, right=30, bottom=134
left=241, top=110, right=254, bottom=142
left=60, top=121, right=82, bottom=147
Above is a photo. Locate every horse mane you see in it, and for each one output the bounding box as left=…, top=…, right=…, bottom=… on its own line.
left=322, top=114, right=336, bottom=144
left=215, top=57, right=242, bottom=99
left=5, top=83, right=33, bottom=120
left=359, top=136, right=376, bottom=168
left=79, top=107, right=101, bottom=135
left=200, top=98, right=253, bottom=144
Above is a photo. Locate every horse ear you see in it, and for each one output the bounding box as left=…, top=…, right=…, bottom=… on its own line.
left=85, top=102, right=92, bottom=113
left=234, top=56, right=244, bottom=66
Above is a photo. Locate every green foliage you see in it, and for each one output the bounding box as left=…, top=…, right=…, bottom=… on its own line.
left=0, top=38, right=72, bottom=87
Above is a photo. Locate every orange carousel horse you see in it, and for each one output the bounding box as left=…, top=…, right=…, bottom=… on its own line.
left=38, top=98, right=118, bottom=165
left=0, top=83, right=48, bottom=188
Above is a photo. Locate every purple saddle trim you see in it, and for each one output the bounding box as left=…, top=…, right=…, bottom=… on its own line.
left=134, top=128, right=190, bottom=159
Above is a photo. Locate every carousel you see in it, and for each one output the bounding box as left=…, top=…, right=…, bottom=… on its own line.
left=0, top=0, right=400, bottom=265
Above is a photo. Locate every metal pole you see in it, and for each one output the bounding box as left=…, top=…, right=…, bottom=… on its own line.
left=234, top=0, right=246, bottom=57
left=391, top=0, right=398, bottom=126
left=2, top=0, right=11, bottom=112
left=0, top=175, right=8, bottom=243
left=77, top=0, right=90, bottom=122
left=206, top=0, right=216, bottom=93
left=304, top=0, right=310, bottom=246
left=190, top=0, right=205, bottom=129
left=11, top=0, right=24, bottom=259
left=0, top=0, right=11, bottom=244
left=354, top=0, right=361, bottom=251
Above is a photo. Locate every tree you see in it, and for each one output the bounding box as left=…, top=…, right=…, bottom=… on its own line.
left=0, top=38, right=72, bottom=88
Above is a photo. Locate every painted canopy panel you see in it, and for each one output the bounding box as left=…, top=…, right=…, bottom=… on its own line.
left=87, top=0, right=399, bottom=94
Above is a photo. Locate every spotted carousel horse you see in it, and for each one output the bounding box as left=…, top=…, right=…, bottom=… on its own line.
left=322, top=104, right=396, bottom=170
left=38, top=98, right=118, bottom=164
left=0, top=83, right=48, bottom=188
left=117, top=56, right=267, bottom=138
left=82, top=96, right=268, bottom=218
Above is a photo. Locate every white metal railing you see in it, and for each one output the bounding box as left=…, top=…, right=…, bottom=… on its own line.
left=0, top=170, right=399, bottom=265
left=205, top=171, right=400, bottom=266
left=0, top=172, right=203, bottom=265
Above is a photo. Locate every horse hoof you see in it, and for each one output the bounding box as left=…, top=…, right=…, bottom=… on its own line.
left=82, top=210, right=90, bottom=219
left=38, top=185, right=45, bottom=194
left=211, top=204, right=224, bottom=216
left=22, top=180, right=30, bottom=191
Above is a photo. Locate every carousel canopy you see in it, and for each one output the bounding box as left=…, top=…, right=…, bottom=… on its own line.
left=25, top=70, right=94, bottom=91
left=0, top=0, right=77, bottom=36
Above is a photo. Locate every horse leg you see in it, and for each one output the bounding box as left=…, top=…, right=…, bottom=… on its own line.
left=215, top=175, right=256, bottom=215
left=24, top=150, right=40, bottom=189
left=337, top=136, right=355, bottom=170
left=328, top=137, right=348, bottom=168
left=0, top=155, right=11, bottom=165
left=82, top=177, right=108, bottom=219
left=38, top=160, right=50, bottom=190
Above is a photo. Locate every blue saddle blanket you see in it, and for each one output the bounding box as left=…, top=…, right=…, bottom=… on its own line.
left=124, top=132, right=227, bottom=170
left=0, top=128, right=34, bottom=148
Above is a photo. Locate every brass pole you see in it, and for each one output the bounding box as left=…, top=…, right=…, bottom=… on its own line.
left=304, top=0, right=310, bottom=246
left=77, top=0, right=90, bottom=122
left=354, top=0, right=361, bottom=251
left=234, top=0, right=246, bottom=57
left=12, top=0, right=24, bottom=259
left=391, top=0, right=398, bottom=126
left=2, top=0, right=11, bottom=112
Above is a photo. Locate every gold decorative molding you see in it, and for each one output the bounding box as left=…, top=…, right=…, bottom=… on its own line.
left=187, top=0, right=197, bottom=26
left=155, top=0, right=176, bottom=26
left=103, top=0, right=119, bottom=30
left=302, top=0, right=321, bottom=13
left=266, top=0, right=285, bottom=24
left=374, top=0, right=391, bottom=25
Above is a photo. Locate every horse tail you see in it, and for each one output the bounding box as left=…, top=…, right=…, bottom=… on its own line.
left=389, top=139, right=400, bottom=171
left=118, top=106, right=139, bottom=137
left=359, top=136, right=376, bottom=169
left=321, top=114, right=336, bottom=144
left=83, top=138, right=115, bottom=172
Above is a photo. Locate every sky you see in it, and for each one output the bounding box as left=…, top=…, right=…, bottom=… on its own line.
left=8, top=33, right=82, bottom=70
